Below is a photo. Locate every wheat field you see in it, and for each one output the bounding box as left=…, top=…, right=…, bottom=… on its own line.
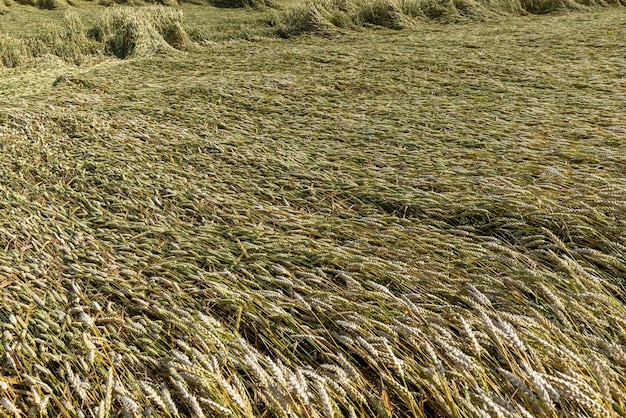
left=0, top=1, right=625, bottom=417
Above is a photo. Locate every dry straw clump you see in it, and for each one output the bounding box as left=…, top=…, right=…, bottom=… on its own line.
left=0, top=35, right=29, bottom=68
left=89, top=7, right=192, bottom=58
left=37, top=0, right=68, bottom=10
left=0, top=6, right=193, bottom=67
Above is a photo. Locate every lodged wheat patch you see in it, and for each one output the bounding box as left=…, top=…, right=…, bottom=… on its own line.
left=0, top=4, right=625, bottom=418
left=273, top=0, right=626, bottom=35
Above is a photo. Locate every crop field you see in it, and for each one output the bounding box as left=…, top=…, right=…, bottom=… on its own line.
left=0, top=0, right=625, bottom=417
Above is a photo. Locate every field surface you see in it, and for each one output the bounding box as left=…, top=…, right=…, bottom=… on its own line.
left=0, top=4, right=625, bottom=417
